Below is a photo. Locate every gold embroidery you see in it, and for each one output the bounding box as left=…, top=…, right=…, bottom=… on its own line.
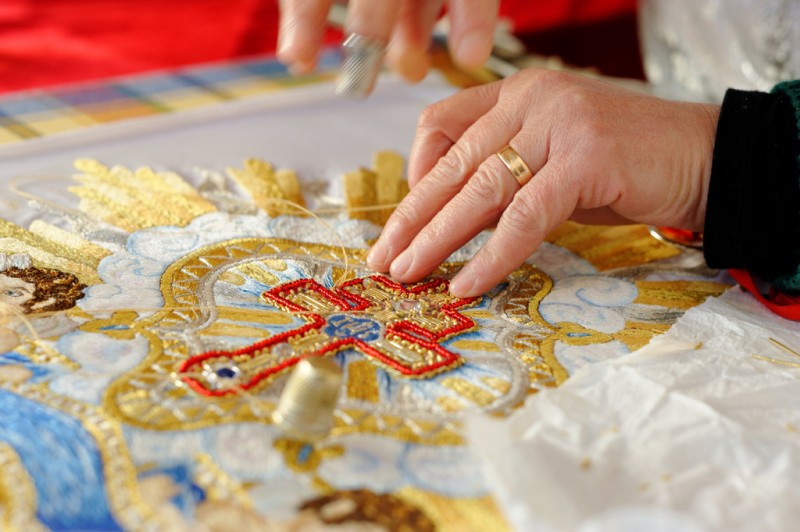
left=440, top=377, right=498, bottom=407
left=226, top=159, right=306, bottom=217
left=343, top=168, right=377, bottom=223
left=547, top=222, right=681, bottom=270
left=449, top=340, right=501, bottom=352
left=372, top=150, right=409, bottom=225
left=613, top=321, right=670, bottom=352
left=634, top=280, right=729, bottom=310
left=69, top=159, right=216, bottom=231
left=344, top=150, right=408, bottom=225
left=0, top=219, right=102, bottom=285
left=29, top=220, right=111, bottom=264
left=193, top=453, right=253, bottom=507
left=395, top=487, right=511, bottom=532
left=274, top=438, right=344, bottom=474
left=80, top=310, right=140, bottom=340
left=481, top=376, right=512, bottom=395
left=346, top=360, right=380, bottom=403
left=0, top=443, right=45, bottom=532
left=436, top=396, right=466, bottom=413
left=14, top=337, right=80, bottom=370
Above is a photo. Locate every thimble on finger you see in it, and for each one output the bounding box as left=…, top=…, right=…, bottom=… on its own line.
left=335, top=33, right=387, bottom=99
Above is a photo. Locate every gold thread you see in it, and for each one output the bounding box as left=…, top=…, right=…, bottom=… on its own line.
left=768, top=337, right=800, bottom=360
left=0, top=443, right=46, bottom=532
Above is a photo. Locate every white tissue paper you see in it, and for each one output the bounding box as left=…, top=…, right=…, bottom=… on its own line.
left=467, top=287, right=800, bottom=532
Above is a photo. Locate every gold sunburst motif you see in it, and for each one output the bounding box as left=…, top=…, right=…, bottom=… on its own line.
left=69, top=159, right=217, bottom=231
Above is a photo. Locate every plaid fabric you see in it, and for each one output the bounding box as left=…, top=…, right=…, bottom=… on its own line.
left=0, top=50, right=340, bottom=146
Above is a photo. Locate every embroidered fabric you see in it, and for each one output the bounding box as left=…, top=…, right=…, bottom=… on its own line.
left=639, top=0, right=800, bottom=102
left=0, top=155, right=732, bottom=530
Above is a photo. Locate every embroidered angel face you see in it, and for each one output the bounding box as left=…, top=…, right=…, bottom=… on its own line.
left=0, top=267, right=85, bottom=314
left=0, top=275, right=39, bottom=313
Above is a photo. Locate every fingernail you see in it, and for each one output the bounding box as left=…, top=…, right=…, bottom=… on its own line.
left=454, top=33, right=491, bottom=69
left=449, top=272, right=477, bottom=298
left=366, top=243, right=388, bottom=271
left=394, top=49, right=429, bottom=83
left=390, top=250, right=414, bottom=280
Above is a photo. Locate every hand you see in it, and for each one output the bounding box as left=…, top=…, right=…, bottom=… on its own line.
left=277, top=0, right=498, bottom=82
left=366, top=68, right=720, bottom=297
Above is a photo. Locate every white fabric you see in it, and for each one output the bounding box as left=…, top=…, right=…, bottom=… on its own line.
left=467, top=287, right=800, bottom=531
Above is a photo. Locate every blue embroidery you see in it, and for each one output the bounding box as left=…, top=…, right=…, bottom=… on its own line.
left=324, top=314, right=383, bottom=342
left=0, top=389, right=121, bottom=531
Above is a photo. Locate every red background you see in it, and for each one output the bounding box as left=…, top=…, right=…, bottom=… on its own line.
left=0, top=0, right=638, bottom=94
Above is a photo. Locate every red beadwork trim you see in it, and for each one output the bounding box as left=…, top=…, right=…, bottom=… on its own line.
left=180, top=275, right=480, bottom=396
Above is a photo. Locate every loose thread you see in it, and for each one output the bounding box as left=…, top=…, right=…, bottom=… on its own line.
left=768, top=337, right=800, bottom=360
left=8, top=176, right=89, bottom=219
left=751, top=354, right=800, bottom=369
left=0, top=301, right=42, bottom=344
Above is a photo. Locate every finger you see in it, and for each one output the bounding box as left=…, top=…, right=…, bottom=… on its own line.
left=277, top=0, right=335, bottom=73
left=449, top=161, right=578, bottom=297
left=346, top=0, right=403, bottom=47
left=385, top=0, right=443, bottom=82
left=388, top=153, right=522, bottom=283
left=407, top=80, right=502, bottom=188
left=367, top=102, right=519, bottom=273
left=446, top=0, right=498, bottom=69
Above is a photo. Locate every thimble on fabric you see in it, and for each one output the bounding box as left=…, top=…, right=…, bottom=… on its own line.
left=272, top=357, right=343, bottom=441
left=335, top=33, right=386, bottom=98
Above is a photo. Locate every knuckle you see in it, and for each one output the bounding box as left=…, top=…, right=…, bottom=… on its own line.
left=389, top=193, right=424, bottom=227
left=502, top=193, right=537, bottom=235
left=417, top=101, right=446, bottom=131
left=435, top=147, right=472, bottom=185
left=462, top=167, right=512, bottom=213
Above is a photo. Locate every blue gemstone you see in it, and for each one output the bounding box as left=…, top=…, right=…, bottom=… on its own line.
left=215, top=367, right=238, bottom=379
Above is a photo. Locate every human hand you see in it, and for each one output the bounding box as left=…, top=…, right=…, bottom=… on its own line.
left=277, top=0, right=498, bottom=82
left=366, top=68, right=720, bottom=297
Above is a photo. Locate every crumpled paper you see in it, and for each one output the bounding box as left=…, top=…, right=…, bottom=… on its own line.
left=467, top=287, right=800, bottom=532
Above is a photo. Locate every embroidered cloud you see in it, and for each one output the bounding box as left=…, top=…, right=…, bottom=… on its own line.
left=539, top=275, right=637, bottom=334
left=50, top=331, right=150, bottom=403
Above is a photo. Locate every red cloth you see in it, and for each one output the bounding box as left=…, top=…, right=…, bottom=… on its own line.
left=0, top=0, right=637, bottom=94
left=499, top=0, right=637, bottom=33
left=729, top=269, right=800, bottom=321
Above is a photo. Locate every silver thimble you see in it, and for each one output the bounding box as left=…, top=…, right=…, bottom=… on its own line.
left=272, top=357, right=343, bottom=441
left=335, top=33, right=386, bottom=98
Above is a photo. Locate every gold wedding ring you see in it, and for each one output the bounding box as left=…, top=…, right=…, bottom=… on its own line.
left=496, top=145, right=534, bottom=187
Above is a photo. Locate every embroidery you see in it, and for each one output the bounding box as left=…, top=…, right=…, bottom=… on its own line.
left=103, top=242, right=550, bottom=445
left=0, top=443, right=45, bottom=532
left=0, top=156, right=731, bottom=531
left=0, top=266, right=85, bottom=314
left=298, top=489, right=436, bottom=531
left=180, top=275, right=479, bottom=397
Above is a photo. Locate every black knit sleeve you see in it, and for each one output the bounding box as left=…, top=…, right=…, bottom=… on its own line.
left=703, top=88, right=800, bottom=288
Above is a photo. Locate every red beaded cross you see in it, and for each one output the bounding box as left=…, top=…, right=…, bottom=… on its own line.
left=179, top=275, right=479, bottom=396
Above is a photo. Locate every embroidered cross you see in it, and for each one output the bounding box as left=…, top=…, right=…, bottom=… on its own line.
left=179, top=275, right=479, bottom=396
